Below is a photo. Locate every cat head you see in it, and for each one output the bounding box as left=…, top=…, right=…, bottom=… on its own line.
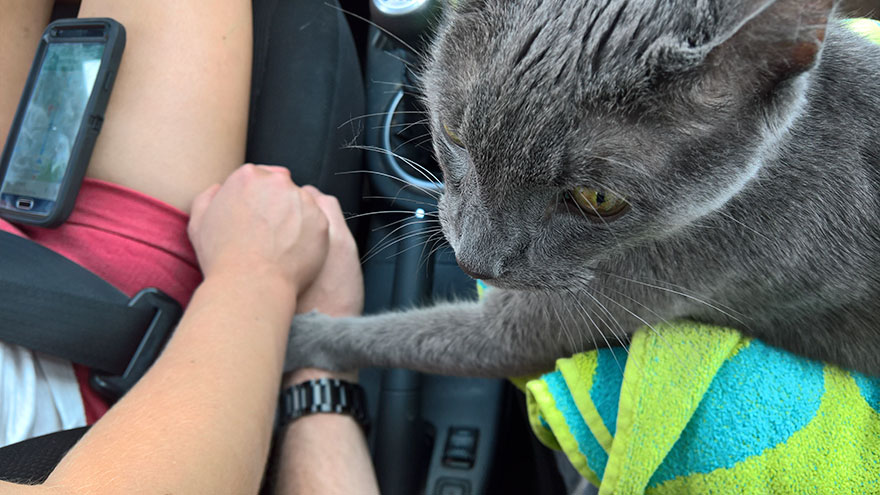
left=422, top=0, right=835, bottom=290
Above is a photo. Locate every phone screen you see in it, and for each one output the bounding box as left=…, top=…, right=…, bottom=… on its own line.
left=0, top=42, right=104, bottom=215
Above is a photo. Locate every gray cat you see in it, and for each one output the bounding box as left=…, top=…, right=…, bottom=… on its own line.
left=287, top=0, right=880, bottom=378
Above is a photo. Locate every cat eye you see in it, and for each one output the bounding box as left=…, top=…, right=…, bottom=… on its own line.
left=442, top=122, right=465, bottom=148
left=570, top=186, right=629, bottom=218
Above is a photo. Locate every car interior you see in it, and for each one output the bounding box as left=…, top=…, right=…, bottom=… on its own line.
left=1, top=0, right=878, bottom=494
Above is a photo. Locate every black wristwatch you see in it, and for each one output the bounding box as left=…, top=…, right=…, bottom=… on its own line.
left=278, top=378, right=370, bottom=432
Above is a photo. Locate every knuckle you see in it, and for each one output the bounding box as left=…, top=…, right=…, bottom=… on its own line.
left=317, top=214, right=330, bottom=233
left=322, top=195, right=341, bottom=209
left=272, top=173, right=292, bottom=186
left=299, top=188, right=316, bottom=205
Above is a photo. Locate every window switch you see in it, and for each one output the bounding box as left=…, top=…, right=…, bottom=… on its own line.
left=443, top=427, right=479, bottom=469
left=435, top=478, right=470, bottom=495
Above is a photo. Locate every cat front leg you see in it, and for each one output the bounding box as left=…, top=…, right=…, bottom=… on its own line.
left=285, top=289, right=601, bottom=378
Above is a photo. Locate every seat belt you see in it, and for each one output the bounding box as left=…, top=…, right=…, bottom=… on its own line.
left=0, top=427, right=89, bottom=485
left=0, top=230, right=182, bottom=401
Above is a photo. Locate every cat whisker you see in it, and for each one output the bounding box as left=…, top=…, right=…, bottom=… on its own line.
left=423, top=228, right=453, bottom=260
left=598, top=271, right=750, bottom=327
left=557, top=291, right=634, bottom=401
left=560, top=290, right=600, bottom=359
left=407, top=233, right=444, bottom=274
left=377, top=48, right=428, bottom=85
left=580, top=290, right=632, bottom=352
left=362, top=195, right=436, bottom=207
left=581, top=289, right=662, bottom=393
left=362, top=224, right=444, bottom=264
left=563, top=287, right=627, bottom=378
left=335, top=169, right=441, bottom=199
left=371, top=113, right=430, bottom=132
left=413, top=137, right=437, bottom=153
left=579, top=292, right=655, bottom=402
left=373, top=228, right=446, bottom=264
left=602, top=287, right=706, bottom=375
left=324, top=2, right=427, bottom=60
left=362, top=232, right=442, bottom=267
left=369, top=79, right=421, bottom=91
left=336, top=110, right=407, bottom=129
left=387, top=118, right=430, bottom=130
left=603, top=286, right=675, bottom=328
left=417, top=232, right=449, bottom=271
left=395, top=117, right=431, bottom=135
left=384, top=150, right=444, bottom=189
left=594, top=291, right=696, bottom=379
left=381, top=49, right=423, bottom=72
left=363, top=222, right=439, bottom=262
left=393, top=132, right=433, bottom=154
left=345, top=209, right=438, bottom=221
left=348, top=144, right=444, bottom=189
left=613, top=271, right=748, bottom=319
left=363, top=218, right=441, bottom=260
left=373, top=213, right=440, bottom=233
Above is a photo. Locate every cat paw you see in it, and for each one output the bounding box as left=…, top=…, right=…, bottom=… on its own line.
left=285, top=311, right=346, bottom=372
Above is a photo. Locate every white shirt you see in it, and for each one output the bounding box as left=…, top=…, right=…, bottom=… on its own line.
left=0, top=341, right=86, bottom=447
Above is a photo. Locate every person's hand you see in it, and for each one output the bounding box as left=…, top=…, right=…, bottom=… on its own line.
left=287, top=186, right=363, bottom=384
left=188, top=164, right=329, bottom=297
left=295, top=186, right=364, bottom=318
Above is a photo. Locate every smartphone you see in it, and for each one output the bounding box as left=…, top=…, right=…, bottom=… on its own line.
left=0, top=18, right=124, bottom=227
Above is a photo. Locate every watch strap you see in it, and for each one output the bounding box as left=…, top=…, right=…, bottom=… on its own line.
left=279, top=378, right=370, bottom=432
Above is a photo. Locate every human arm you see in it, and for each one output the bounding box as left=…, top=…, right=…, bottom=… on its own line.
left=0, top=165, right=328, bottom=495
left=274, top=187, right=379, bottom=495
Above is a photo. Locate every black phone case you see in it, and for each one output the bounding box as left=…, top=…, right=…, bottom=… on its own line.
left=0, top=18, right=125, bottom=228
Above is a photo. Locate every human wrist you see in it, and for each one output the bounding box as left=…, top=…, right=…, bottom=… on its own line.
left=286, top=411, right=363, bottom=433
left=199, top=268, right=298, bottom=322
left=284, top=367, right=358, bottom=388
left=204, top=263, right=298, bottom=298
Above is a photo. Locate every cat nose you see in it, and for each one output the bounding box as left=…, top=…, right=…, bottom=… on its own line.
left=456, top=258, right=496, bottom=281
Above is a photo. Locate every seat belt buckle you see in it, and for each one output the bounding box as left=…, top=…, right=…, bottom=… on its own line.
left=89, top=288, right=182, bottom=403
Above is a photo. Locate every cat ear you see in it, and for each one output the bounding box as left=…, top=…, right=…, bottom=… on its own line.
left=707, top=0, right=835, bottom=82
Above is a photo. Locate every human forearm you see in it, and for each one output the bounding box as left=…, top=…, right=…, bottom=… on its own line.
left=42, top=271, right=295, bottom=494
left=275, top=370, right=378, bottom=495
left=276, top=415, right=378, bottom=495
left=274, top=188, right=377, bottom=495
